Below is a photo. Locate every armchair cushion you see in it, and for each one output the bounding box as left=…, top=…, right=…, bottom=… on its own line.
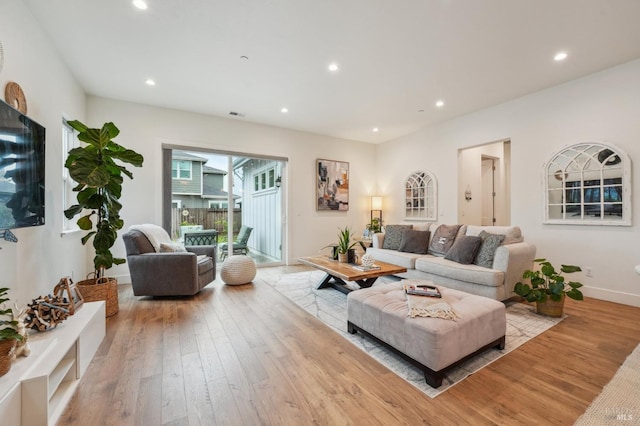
left=159, top=242, right=187, bottom=252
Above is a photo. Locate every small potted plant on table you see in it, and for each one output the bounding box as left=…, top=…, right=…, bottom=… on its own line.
left=513, top=258, right=584, bottom=317
left=336, top=227, right=366, bottom=263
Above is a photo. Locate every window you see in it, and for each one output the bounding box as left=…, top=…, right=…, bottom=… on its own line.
left=171, top=200, right=182, bottom=208
left=253, top=167, right=276, bottom=193
left=405, top=170, right=437, bottom=221
left=62, top=120, right=79, bottom=232
left=544, top=142, right=630, bottom=225
left=172, top=160, right=192, bottom=179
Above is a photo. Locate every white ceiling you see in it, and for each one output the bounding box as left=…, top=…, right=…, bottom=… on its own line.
left=25, top=0, right=640, bottom=143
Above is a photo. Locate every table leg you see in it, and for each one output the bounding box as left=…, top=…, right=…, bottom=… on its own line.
left=316, top=273, right=352, bottom=295
left=355, top=277, right=378, bottom=288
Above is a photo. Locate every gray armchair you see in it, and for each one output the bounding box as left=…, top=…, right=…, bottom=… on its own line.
left=123, top=228, right=216, bottom=296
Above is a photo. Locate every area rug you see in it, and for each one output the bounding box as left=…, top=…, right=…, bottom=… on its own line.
left=574, top=343, right=640, bottom=425
left=269, top=270, right=564, bottom=398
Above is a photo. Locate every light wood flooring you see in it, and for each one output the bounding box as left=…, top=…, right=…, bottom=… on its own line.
left=58, top=265, right=640, bottom=425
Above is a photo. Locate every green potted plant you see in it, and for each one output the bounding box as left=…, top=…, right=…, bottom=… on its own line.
left=64, top=120, right=144, bottom=317
left=367, top=217, right=382, bottom=234
left=336, top=226, right=364, bottom=263
left=0, top=287, right=23, bottom=377
left=513, top=258, right=584, bottom=317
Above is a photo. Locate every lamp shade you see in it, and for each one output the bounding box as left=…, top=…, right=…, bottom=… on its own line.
left=371, top=196, right=382, bottom=210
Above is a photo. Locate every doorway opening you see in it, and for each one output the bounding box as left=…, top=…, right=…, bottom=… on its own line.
left=457, top=140, right=511, bottom=226
left=162, top=146, right=286, bottom=267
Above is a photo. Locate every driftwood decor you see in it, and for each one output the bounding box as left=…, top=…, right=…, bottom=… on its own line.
left=54, top=277, right=83, bottom=315
left=24, top=291, right=72, bottom=332
left=24, top=278, right=84, bottom=331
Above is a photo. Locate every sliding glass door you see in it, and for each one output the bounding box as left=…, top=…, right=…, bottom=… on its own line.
left=162, top=146, right=286, bottom=266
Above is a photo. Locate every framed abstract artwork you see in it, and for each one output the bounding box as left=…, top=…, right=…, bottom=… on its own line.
left=316, top=159, right=349, bottom=211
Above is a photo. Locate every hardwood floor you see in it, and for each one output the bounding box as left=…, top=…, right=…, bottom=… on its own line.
left=58, top=266, right=640, bottom=425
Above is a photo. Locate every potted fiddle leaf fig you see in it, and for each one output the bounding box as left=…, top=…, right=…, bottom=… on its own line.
left=513, top=258, right=584, bottom=317
left=64, top=120, right=144, bottom=317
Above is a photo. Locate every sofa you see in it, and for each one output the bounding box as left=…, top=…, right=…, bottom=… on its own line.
left=366, top=223, right=536, bottom=301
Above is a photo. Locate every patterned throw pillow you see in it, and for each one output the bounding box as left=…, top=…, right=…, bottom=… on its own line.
left=398, top=230, right=431, bottom=254
left=427, top=224, right=462, bottom=256
left=382, top=225, right=413, bottom=250
left=444, top=235, right=482, bottom=264
left=473, top=230, right=506, bottom=268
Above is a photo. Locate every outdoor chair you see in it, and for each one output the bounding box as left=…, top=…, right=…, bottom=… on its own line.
left=219, top=225, right=253, bottom=260
left=184, top=229, right=218, bottom=246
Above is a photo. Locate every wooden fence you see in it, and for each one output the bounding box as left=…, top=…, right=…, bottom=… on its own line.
left=171, top=208, right=242, bottom=237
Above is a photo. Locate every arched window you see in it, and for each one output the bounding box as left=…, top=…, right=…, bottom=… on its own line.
left=544, top=142, right=631, bottom=225
left=405, top=170, right=437, bottom=221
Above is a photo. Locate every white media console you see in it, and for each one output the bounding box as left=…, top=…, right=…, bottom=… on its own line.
left=0, top=301, right=105, bottom=425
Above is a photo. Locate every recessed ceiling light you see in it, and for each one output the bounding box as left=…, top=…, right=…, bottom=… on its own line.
left=240, top=55, right=249, bottom=60
left=281, top=107, right=288, bottom=113
left=372, top=127, right=379, bottom=132
left=145, top=79, right=156, bottom=86
left=418, top=109, right=424, bottom=113
left=133, top=0, right=148, bottom=10
left=435, top=100, right=444, bottom=108
left=554, top=51, right=568, bottom=61
left=328, top=63, right=339, bottom=72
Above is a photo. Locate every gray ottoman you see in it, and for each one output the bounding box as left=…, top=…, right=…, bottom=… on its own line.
left=347, top=282, right=506, bottom=388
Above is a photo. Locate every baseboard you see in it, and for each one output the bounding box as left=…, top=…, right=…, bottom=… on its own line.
left=582, top=286, right=640, bottom=307
left=112, top=273, right=131, bottom=285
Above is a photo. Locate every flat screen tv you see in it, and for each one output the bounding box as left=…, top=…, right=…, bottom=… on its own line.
left=0, top=99, right=45, bottom=230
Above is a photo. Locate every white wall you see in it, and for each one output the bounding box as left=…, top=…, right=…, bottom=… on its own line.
left=377, top=59, right=640, bottom=306
left=86, top=96, right=377, bottom=281
left=0, top=1, right=87, bottom=305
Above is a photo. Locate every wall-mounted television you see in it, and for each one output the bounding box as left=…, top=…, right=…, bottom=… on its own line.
left=0, top=99, right=46, bottom=230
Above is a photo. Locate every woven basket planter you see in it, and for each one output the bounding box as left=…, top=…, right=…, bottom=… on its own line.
left=77, top=276, right=119, bottom=317
left=536, top=295, right=565, bottom=317
left=0, top=339, right=17, bottom=377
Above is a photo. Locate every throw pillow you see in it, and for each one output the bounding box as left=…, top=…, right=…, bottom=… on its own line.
left=444, top=235, right=482, bottom=264
left=427, top=224, right=462, bottom=256
left=398, top=230, right=431, bottom=254
left=473, top=231, right=506, bottom=268
left=382, top=225, right=413, bottom=250
left=159, top=242, right=187, bottom=253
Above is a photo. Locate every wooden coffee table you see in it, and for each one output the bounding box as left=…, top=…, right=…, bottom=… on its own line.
left=298, top=256, right=407, bottom=295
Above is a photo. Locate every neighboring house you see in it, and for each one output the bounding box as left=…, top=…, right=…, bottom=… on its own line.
left=171, top=151, right=239, bottom=209
left=235, top=158, right=283, bottom=261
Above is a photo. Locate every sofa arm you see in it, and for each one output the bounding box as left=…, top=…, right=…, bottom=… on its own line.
left=371, top=233, right=385, bottom=249
left=492, top=242, right=537, bottom=297
left=187, top=245, right=216, bottom=259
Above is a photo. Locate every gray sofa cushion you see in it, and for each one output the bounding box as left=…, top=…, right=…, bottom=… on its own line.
left=398, top=230, right=431, bottom=254
left=474, top=231, right=506, bottom=268
left=444, top=235, right=482, bottom=264
left=428, top=224, right=461, bottom=256
left=365, top=247, right=423, bottom=269
left=382, top=224, right=413, bottom=250
left=415, top=256, right=504, bottom=287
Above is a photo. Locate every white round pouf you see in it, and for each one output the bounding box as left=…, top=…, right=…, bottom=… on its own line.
left=221, top=255, right=257, bottom=285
